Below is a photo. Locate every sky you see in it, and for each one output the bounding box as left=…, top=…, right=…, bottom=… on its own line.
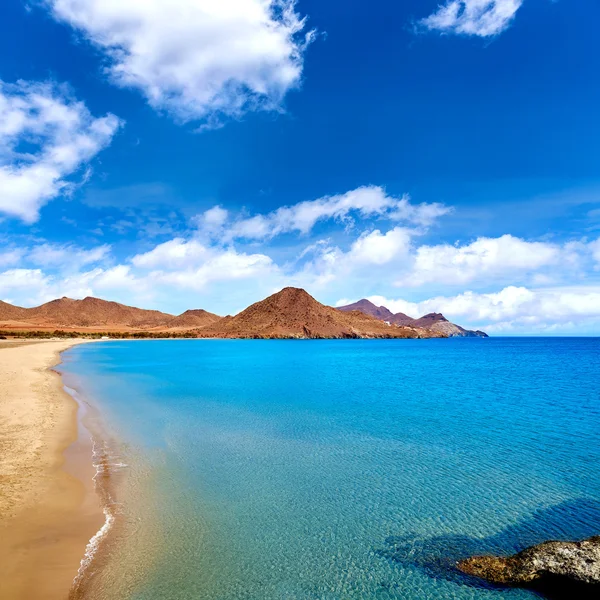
left=1, top=0, right=600, bottom=335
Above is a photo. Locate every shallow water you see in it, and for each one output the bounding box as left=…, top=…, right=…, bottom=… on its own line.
left=61, top=338, right=600, bottom=600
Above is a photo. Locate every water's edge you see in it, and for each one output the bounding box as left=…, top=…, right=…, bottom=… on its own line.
left=60, top=373, right=129, bottom=600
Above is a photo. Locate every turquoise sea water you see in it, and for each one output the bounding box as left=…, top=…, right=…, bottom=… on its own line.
left=60, top=338, right=600, bottom=600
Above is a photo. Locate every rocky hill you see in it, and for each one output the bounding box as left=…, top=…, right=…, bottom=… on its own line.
left=164, top=309, right=222, bottom=330
left=338, top=299, right=488, bottom=337
left=201, top=288, right=441, bottom=339
left=338, top=299, right=396, bottom=322
left=15, top=297, right=175, bottom=329
left=0, top=300, right=29, bottom=322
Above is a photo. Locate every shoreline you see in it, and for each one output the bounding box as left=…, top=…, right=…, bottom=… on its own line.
left=60, top=379, right=130, bottom=600
left=0, top=340, right=103, bottom=600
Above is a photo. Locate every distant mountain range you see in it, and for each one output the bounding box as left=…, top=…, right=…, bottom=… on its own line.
left=337, top=299, right=488, bottom=338
left=0, top=288, right=487, bottom=339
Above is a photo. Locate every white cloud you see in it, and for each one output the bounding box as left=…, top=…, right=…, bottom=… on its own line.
left=397, top=234, right=562, bottom=287
left=27, top=243, right=111, bottom=269
left=346, top=227, right=412, bottom=265
left=589, top=238, right=600, bottom=264
left=132, top=237, right=277, bottom=291
left=46, top=0, right=314, bottom=125
left=0, top=80, right=121, bottom=222
left=0, top=268, right=50, bottom=295
left=300, top=232, right=582, bottom=295
left=132, top=238, right=210, bottom=269
left=0, top=263, right=151, bottom=308
left=202, top=206, right=229, bottom=228
left=291, top=226, right=415, bottom=291
left=197, top=186, right=450, bottom=242
left=0, top=237, right=280, bottom=310
left=419, top=0, right=524, bottom=37
left=0, top=249, right=24, bottom=268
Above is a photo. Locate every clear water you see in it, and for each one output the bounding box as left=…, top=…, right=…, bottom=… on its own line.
left=60, top=338, right=600, bottom=600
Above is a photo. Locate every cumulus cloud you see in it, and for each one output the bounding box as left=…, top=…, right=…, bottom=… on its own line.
left=0, top=237, right=280, bottom=309
left=419, top=0, right=524, bottom=37
left=0, top=242, right=135, bottom=306
left=345, top=227, right=413, bottom=265
left=196, top=186, right=450, bottom=241
left=132, top=238, right=277, bottom=290
left=0, top=261, right=149, bottom=308
left=132, top=238, right=210, bottom=270
left=397, top=234, right=564, bottom=287
left=0, top=80, right=121, bottom=222
left=46, top=0, right=314, bottom=125
left=0, top=269, right=50, bottom=299
left=301, top=232, right=588, bottom=294
left=293, top=226, right=415, bottom=290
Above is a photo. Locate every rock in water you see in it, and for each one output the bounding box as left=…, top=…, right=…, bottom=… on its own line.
left=457, top=536, right=600, bottom=592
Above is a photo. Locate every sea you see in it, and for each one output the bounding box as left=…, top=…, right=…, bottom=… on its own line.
left=58, top=338, right=600, bottom=600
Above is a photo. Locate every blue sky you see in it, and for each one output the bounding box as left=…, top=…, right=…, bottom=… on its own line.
left=1, top=0, right=600, bottom=334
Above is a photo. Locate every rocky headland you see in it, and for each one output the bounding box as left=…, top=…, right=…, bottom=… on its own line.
left=337, top=299, right=488, bottom=337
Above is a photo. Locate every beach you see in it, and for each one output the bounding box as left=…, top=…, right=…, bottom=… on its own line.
left=0, top=340, right=103, bottom=600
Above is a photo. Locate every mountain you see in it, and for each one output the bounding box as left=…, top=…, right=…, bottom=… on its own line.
left=411, top=313, right=488, bottom=338
left=165, top=309, right=222, bottom=329
left=337, top=299, right=412, bottom=323
left=0, top=300, right=28, bottom=321
left=0, top=297, right=178, bottom=330
left=201, top=287, right=442, bottom=339
left=339, top=301, right=488, bottom=337
left=24, top=297, right=174, bottom=329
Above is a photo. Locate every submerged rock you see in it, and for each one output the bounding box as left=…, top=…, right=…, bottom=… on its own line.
left=457, top=535, right=600, bottom=592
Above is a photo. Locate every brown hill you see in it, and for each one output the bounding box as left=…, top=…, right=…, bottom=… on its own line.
left=165, top=309, right=222, bottom=330
left=338, top=299, right=413, bottom=323
left=337, top=299, right=395, bottom=321
left=340, top=301, right=488, bottom=338
left=0, top=296, right=175, bottom=330
left=412, top=313, right=488, bottom=337
left=0, top=300, right=28, bottom=321
left=202, top=287, right=441, bottom=339
left=411, top=312, right=448, bottom=328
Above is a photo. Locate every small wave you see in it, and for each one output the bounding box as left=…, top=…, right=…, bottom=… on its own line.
left=70, top=438, right=125, bottom=596
left=71, top=505, right=115, bottom=590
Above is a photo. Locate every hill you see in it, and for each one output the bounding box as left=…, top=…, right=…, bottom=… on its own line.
left=165, top=309, right=222, bottom=330
left=201, top=287, right=441, bottom=339
left=338, top=299, right=412, bottom=323
left=410, top=313, right=487, bottom=337
left=0, top=300, right=29, bottom=321
left=0, top=297, right=178, bottom=331
left=339, top=300, right=488, bottom=337
left=24, top=297, right=174, bottom=329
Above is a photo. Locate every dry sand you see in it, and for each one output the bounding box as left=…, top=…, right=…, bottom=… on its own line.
left=0, top=340, right=103, bottom=600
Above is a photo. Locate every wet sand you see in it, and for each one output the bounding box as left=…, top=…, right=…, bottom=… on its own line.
left=0, top=340, right=103, bottom=600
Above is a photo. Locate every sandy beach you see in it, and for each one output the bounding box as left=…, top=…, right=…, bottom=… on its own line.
left=0, top=340, right=103, bottom=600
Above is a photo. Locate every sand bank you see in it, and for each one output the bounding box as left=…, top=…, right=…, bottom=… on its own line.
left=0, top=340, right=103, bottom=600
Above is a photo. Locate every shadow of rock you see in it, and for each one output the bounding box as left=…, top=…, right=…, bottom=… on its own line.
left=376, top=498, right=600, bottom=599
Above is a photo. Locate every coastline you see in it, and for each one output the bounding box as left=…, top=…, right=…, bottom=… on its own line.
left=0, top=340, right=103, bottom=600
